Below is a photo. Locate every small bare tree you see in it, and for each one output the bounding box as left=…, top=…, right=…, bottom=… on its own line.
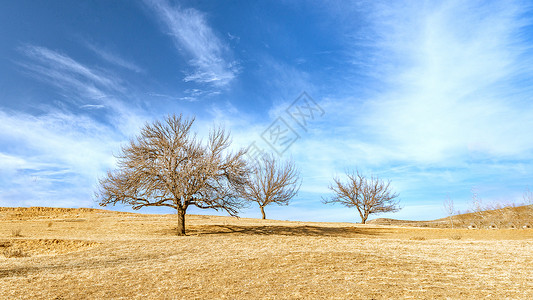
left=443, top=194, right=455, bottom=229
left=96, top=114, right=249, bottom=235
left=241, top=154, right=301, bottom=219
left=523, top=186, right=533, bottom=221
left=469, top=187, right=487, bottom=227
left=323, top=170, right=400, bottom=224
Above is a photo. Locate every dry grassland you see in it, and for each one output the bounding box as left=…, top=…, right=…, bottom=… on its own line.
left=1, top=207, right=532, bottom=299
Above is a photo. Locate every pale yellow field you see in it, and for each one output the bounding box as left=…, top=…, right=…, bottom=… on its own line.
left=1, top=207, right=532, bottom=299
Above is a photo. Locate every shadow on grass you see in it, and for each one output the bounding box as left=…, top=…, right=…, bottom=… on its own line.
left=159, top=225, right=396, bottom=237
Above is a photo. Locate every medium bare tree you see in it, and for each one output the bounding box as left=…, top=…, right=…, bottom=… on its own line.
left=323, top=170, right=400, bottom=224
left=242, top=154, right=301, bottom=219
left=96, top=114, right=249, bottom=235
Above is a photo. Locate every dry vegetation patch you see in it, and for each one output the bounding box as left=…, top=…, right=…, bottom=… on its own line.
left=1, top=239, right=100, bottom=258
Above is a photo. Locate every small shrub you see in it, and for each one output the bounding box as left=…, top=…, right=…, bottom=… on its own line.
left=450, top=235, right=462, bottom=240
left=10, top=228, right=22, bottom=237
left=410, top=236, right=426, bottom=241
left=47, top=222, right=53, bottom=228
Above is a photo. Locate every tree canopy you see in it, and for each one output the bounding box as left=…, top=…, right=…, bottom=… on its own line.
left=242, top=154, right=301, bottom=219
left=323, top=170, right=400, bottom=224
left=96, top=114, right=249, bottom=235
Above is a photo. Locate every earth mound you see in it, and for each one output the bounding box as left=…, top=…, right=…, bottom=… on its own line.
left=0, top=206, right=130, bottom=220
left=369, top=205, right=533, bottom=228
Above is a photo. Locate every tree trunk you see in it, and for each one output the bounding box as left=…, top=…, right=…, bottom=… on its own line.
left=361, top=214, right=368, bottom=224
left=260, top=206, right=266, bottom=219
left=177, top=208, right=186, bottom=235
left=357, top=209, right=366, bottom=224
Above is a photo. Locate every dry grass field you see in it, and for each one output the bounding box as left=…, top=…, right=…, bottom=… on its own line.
left=1, top=207, right=532, bottom=299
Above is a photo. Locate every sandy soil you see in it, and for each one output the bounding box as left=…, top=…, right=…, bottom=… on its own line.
left=1, top=207, right=532, bottom=299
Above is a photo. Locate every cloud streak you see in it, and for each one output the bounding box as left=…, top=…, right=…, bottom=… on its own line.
left=16, top=44, right=151, bottom=136
left=0, top=110, right=120, bottom=207
left=84, top=42, right=144, bottom=73
left=144, top=0, right=238, bottom=87
left=18, top=45, right=123, bottom=101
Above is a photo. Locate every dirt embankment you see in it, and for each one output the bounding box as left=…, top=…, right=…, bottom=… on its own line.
left=370, top=205, right=533, bottom=229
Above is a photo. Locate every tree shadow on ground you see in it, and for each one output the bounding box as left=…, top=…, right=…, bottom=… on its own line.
left=160, top=225, right=395, bottom=237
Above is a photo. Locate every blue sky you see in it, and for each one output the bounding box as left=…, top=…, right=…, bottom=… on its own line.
left=2, top=0, right=533, bottom=222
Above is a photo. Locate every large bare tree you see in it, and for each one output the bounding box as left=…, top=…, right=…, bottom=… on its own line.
left=96, top=114, right=249, bottom=235
left=323, top=170, right=400, bottom=224
left=242, top=154, right=301, bottom=219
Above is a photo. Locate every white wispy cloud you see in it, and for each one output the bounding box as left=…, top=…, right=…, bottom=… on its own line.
left=84, top=42, right=144, bottom=73
left=0, top=110, right=120, bottom=175
left=358, top=0, right=533, bottom=165
left=0, top=153, right=34, bottom=171
left=17, top=44, right=151, bottom=136
left=149, top=88, right=221, bottom=102
left=0, top=110, right=121, bottom=207
left=144, top=0, right=238, bottom=87
left=306, top=0, right=533, bottom=168
left=80, top=104, right=106, bottom=109
left=18, top=45, right=124, bottom=101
